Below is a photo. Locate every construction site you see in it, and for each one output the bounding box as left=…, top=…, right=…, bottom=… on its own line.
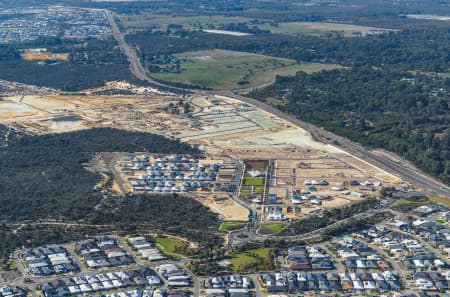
left=0, top=84, right=404, bottom=225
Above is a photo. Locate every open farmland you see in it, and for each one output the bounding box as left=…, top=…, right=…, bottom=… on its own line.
left=150, top=49, right=340, bottom=90
left=119, top=13, right=251, bottom=30
left=258, top=22, right=395, bottom=37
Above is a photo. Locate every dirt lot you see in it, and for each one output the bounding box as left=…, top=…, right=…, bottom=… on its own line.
left=22, top=52, right=69, bottom=61
left=198, top=194, right=249, bottom=221
left=321, top=197, right=351, bottom=208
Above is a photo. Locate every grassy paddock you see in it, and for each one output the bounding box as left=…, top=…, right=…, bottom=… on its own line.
left=229, top=247, right=273, bottom=273
left=151, top=49, right=341, bottom=90
left=261, top=224, right=283, bottom=234
left=219, top=221, right=247, bottom=232
left=155, top=236, right=187, bottom=258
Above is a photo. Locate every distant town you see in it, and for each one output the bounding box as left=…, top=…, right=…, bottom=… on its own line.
left=0, top=7, right=110, bottom=43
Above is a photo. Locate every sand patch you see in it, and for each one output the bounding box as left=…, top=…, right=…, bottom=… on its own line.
left=198, top=194, right=249, bottom=221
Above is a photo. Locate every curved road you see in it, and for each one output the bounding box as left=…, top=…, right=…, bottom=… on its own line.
left=105, top=10, right=450, bottom=199
left=228, top=209, right=385, bottom=246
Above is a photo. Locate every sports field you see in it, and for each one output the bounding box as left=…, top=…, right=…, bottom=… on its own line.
left=151, top=49, right=340, bottom=90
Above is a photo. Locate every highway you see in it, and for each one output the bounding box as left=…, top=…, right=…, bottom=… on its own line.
left=105, top=10, right=176, bottom=89
left=105, top=10, right=450, bottom=199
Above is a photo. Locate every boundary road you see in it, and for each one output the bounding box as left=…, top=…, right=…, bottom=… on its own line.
left=105, top=10, right=450, bottom=198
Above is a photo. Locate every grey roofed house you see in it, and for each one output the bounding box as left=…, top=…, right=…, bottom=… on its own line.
left=315, top=273, right=327, bottom=281
left=297, top=281, right=307, bottom=291
left=311, top=260, right=334, bottom=270
left=318, top=280, right=329, bottom=290
left=328, top=280, right=341, bottom=290
left=359, top=273, right=373, bottom=281
left=376, top=280, right=390, bottom=291
left=345, top=260, right=358, bottom=269
left=365, top=260, right=379, bottom=269
left=387, top=280, right=402, bottom=291
left=306, top=272, right=316, bottom=281
left=328, top=273, right=339, bottom=281
left=307, top=280, right=318, bottom=290
left=430, top=272, right=445, bottom=281
left=229, top=292, right=249, bottom=297
left=204, top=288, right=226, bottom=297
left=288, top=257, right=311, bottom=270
left=228, top=289, right=250, bottom=297
left=434, top=280, right=449, bottom=291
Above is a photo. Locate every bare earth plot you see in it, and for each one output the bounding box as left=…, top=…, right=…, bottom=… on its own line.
left=202, top=29, right=251, bottom=36
left=197, top=194, right=249, bottom=221
left=21, top=52, right=69, bottom=61
left=150, top=49, right=341, bottom=90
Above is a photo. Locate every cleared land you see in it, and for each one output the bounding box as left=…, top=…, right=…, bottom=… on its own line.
left=258, top=22, right=394, bottom=37
left=0, top=93, right=403, bottom=224
left=21, top=53, right=69, bottom=61
left=407, top=14, right=450, bottom=21
left=151, top=49, right=340, bottom=90
left=203, top=29, right=251, bottom=36
left=119, top=13, right=251, bottom=30
left=199, top=195, right=249, bottom=221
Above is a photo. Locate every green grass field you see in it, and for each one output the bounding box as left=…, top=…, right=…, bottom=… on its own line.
left=6, top=261, right=17, bottom=271
left=151, top=49, right=341, bottom=90
left=244, top=177, right=265, bottom=186
left=155, top=237, right=187, bottom=258
left=219, top=221, right=247, bottom=232
left=254, top=186, right=265, bottom=194
left=261, top=224, right=283, bottom=234
left=229, top=247, right=273, bottom=273
left=240, top=189, right=252, bottom=197
left=120, top=14, right=251, bottom=30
